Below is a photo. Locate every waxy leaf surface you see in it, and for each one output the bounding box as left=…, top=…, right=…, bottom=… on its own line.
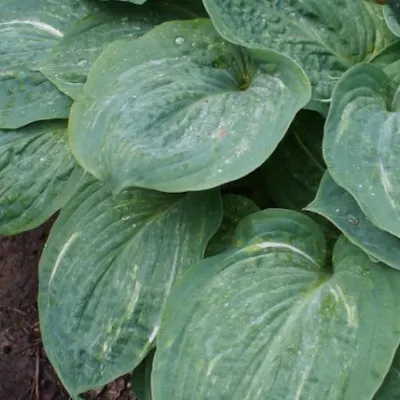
left=306, top=172, right=400, bottom=271
left=40, top=1, right=206, bottom=99
left=371, top=41, right=400, bottom=88
left=324, top=64, right=400, bottom=238
left=69, top=19, right=311, bottom=193
left=384, top=5, right=400, bottom=37
left=0, top=0, right=99, bottom=128
left=153, top=210, right=400, bottom=400
left=0, top=121, right=83, bottom=234
left=203, top=0, right=392, bottom=102
left=39, top=180, right=222, bottom=396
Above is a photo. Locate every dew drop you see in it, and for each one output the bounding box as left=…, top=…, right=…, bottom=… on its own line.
left=347, top=214, right=359, bottom=226
left=77, top=59, right=88, bottom=67
left=175, top=36, right=185, bottom=45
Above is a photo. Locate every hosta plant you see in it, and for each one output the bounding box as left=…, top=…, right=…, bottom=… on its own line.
left=2, top=0, right=400, bottom=399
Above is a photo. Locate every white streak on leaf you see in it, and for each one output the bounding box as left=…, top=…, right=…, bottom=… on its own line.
left=206, top=354, right=222, bottom=377
left=379, top=161, right=397, bottom=211
left=102, top=341, right=109, bottom=354
left=336, top=286, right=358, bottom=328
left=49, top=232, right=79, bottom=288
left=0, top=20, right=64, bottom=38
left=149, top=323, right=160, bottom=343
left=256, top=241, right=318, bottom=266
left=330, top=286, right=339, bottom=302
left=126, top=279, right=141, bottom=316
left=378, top=115, right=398, bottom=213
left=164, top=234, right=181, bottom=297
left=294, top=361, right=313, bottom=400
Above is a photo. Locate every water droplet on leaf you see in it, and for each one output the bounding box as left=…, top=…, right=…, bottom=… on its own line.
left=347, top=214, right=359, bottom=226
left=175, top=37, right=185, bottom=45
left=77, top=59, right=88, bottom=67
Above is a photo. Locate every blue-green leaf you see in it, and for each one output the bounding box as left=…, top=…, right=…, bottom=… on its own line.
left=153, top=210, right=400, bottom=400
left=306, top=172, right=400, bottom=271
left=202, top=0, right=392, bottom=103
left=40, top=1, right=206, bottom=99
left=0, top=121, right=83, bottom=234
left=324, top=63, right=400, bottom=238
left=39, top=179, right=222, bottom=396
left=0, top=0, right=100, bottom=128
left=69, top=19, right=311, bottom=193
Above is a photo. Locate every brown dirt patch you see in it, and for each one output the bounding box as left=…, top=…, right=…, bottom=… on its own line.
left=0, top=221, right=134, bottom=400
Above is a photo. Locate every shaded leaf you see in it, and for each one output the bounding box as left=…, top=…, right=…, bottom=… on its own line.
left=259, top=110, right=325, bottom=211
left=306, top=172, right=400, bottom=271
left=371, top=40, right=400, bottom=88
left=384, top=5, right=400, bottom=37
left=39, top=179, right=222, bottom=396
left=69, top=19, right=311, bottom=193
left=0, top=121, right=83, bottom=234
left=131, top=349, right=154, bottom=400
left=103, top=0, right=148, bottom=4
left=375, top=348, right=400, bottom=400
left=205, top=194, right=259, bottom=257
left=153, top=209, right=400, bottom=400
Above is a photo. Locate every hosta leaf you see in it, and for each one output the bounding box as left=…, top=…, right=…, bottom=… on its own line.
left=123, top=0, right=147, bottom=4
left=39, top=11, right=155, bottom=100
left=102, top=0, right=206, bottom=12
left=39, top=179, right=222, bottom=396
left=205, top=194, right=259, bottom=257
left=69, top=19, right=311, bottom=193
left=40, top=1, right=206, bottom=100
left=105, top=0, right=148, bottom=4
left=259, top=110, right=325, bottom=210
left=153, top=209, right=400, bottom=400
left=384, top=5, right=400, bottom=37
left=306, top=172, right=400, bottom=271
left=202, top=0, right=392, bottom=102
left=131, top=349, right=154, bottom=400
left=0, top=121, right=83, bottom=235
left=375, top=348, right=400, bottom=399
left=0, top=0, right=100, bottom=129
left=371, top=41, right=400, bottom=88
left=324, top=64, right=400, bottom=238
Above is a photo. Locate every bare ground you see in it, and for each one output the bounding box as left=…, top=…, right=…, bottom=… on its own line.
left=0, top=220, right=135, bottom=400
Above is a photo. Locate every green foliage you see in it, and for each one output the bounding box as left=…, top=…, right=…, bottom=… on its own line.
left=2, top=0, right=400, bottom=398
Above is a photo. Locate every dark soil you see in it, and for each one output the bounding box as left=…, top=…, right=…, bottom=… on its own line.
left=0, top=221, right=135, bottom=400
